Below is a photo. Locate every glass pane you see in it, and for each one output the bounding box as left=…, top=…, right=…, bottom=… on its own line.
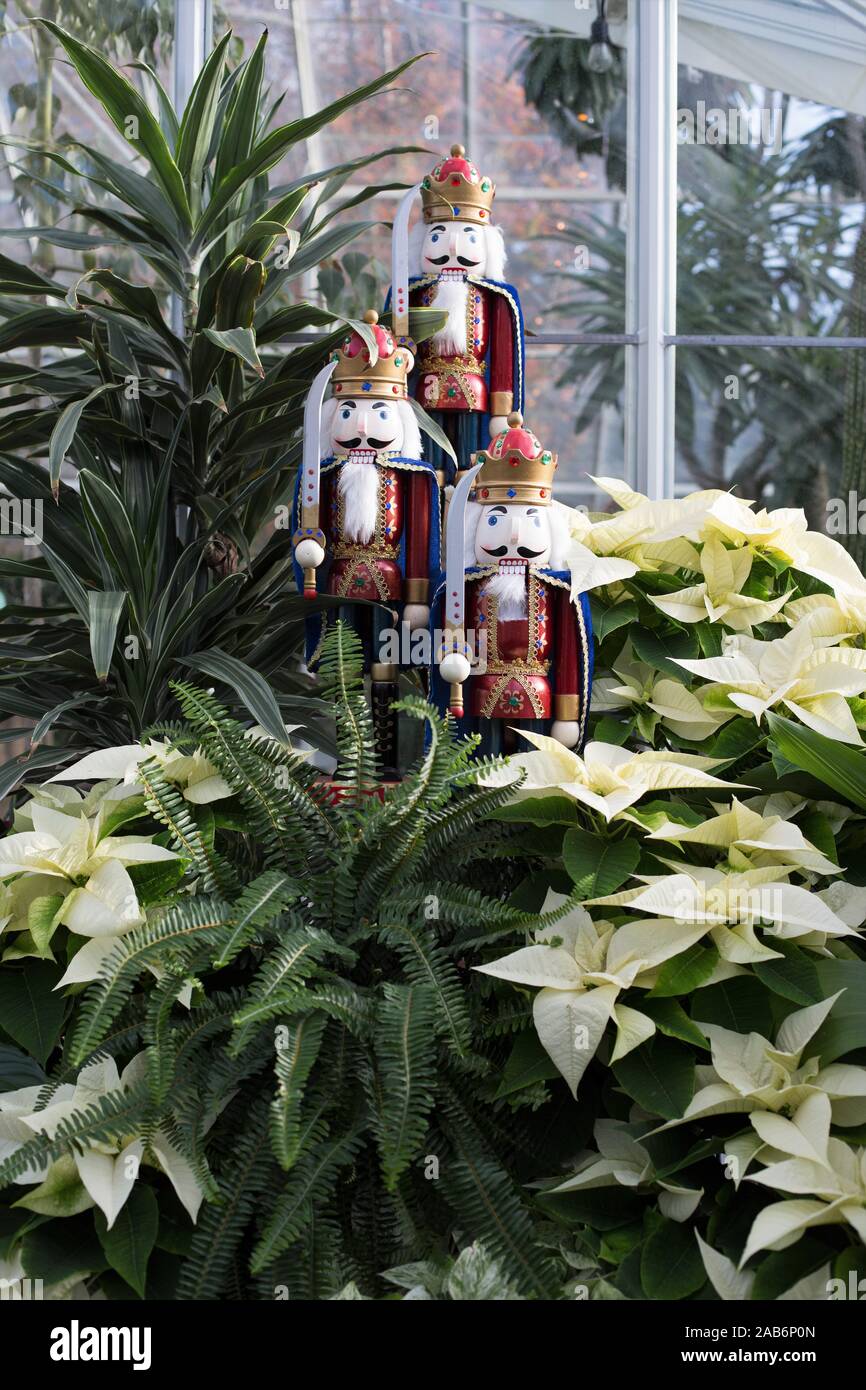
left=677, top=0, right=866, bottom=336
left=526, top=343, right=627, bottom=511
left=219, top=0, right=630, bottom=330
left=0, top=0, right=175, bottom=278
left=674, top=344, right=860, bottom=533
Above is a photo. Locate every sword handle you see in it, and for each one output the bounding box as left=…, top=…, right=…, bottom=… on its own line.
left=303, top=566, right=317, bottom=600
left=449, top=683, right=464, bottom=719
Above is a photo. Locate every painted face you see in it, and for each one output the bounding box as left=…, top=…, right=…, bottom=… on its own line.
left=475, top=504, right=552, bottom=565
left=331, top=398, right=404, bottom=454
left=421, top=222, right=485, bottom=274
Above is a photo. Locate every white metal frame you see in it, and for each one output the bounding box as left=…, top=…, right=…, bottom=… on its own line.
left=628, top=0, right=677, bottom=498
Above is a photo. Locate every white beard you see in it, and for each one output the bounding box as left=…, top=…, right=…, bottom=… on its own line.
left=487, top=568, right=528, bottom=621
left=429, top=277, right=469, bottom=355
left=338, top=460, right=379, bottom=544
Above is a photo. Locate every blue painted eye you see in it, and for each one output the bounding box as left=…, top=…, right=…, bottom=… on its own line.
left=468, top=233, right=477, bottom=243
left=431, top=233, right=440, bottom=243
left=533, top=515, right=541, bottom=527
left=340, top=409, right=352, bottom=419
left=487, top=515, right=499, bottom=527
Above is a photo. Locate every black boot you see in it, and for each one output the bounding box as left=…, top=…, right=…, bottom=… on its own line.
left=371, top=663, right=399, bottom=781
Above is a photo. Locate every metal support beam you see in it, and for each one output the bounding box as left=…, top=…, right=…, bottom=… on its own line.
left=629, top=0, right=677, bottom=498
left=173, top=0, right=213, bottom=119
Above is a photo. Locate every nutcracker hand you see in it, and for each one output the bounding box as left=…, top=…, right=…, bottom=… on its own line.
left=488, top=415, right=508, bottom=439
left=439, top=651, right=471, bottom=685
left=294, top=538, right=325, bottom=569
left=403, top=603, right=430, bottom=631
left=550, top=719, right=580, bottom=748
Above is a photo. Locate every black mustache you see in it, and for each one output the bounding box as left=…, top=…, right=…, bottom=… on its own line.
left=427, top=253, right=481, bottom=267
left=480, top=545, right=545, bottom=559
left=336, top=436, right=395, bottom=451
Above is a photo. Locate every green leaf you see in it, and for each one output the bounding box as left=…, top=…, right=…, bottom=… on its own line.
left=649, top=942, right=720, bottom=998
left=0, top=960, right=66, bottom=1065
left=766, top=712, right=866, bottom=810
left=589, top=597, right=638, bottom=644
left=562, top=827, right=640, bottom=897
left=178, top=649, right=289, bottom=744
left=754, top=944, right=823, bottom=1006
left=94, top=1184, right=158, bottom=1298
left=0, top=1044, right=46, bottom=1093
left=637, top=998, right=709, bottom=1049
left=492, top=795, right=577, bottom=825
left=175, top=31, right=232, bottom=219
left=810, top=960, right=866, bottom=1064
left=21, top=1212, right=107, bottom=1285
left=27, top=892, right=65, bottom=956
left=203, top=326, right=264, bottom=377
left=613, top=1035, right=695, bottom=1119
left=640, top=1218, right=706, bottom=1300
left=13, top=1155, right=93, bottom=1217
left=47, top=385, right=110, bottom=495
left=495, top=1029, right=560, bottom=1098
left=373, top=982, right=437, bottom=1190
left=630, top=627, right=700, bottom=678
left=88, top=590, right=126, bottom=682
left=39, top=20, right=191, bottom=229
left=692, top=976, right=773, bottom=1036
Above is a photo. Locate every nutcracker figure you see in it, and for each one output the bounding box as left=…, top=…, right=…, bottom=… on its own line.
left=292, top=310, right=441, bottom=778
left=389, top=144, right=525, bottom=479
left=432, top=413, right=594, bottom=756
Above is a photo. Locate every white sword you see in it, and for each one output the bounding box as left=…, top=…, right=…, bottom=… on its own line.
left=442, top=462, right=482, bottom=716
left=297, top=357, right=337, bottom=598
left=391, top=182, right=422, bottom=345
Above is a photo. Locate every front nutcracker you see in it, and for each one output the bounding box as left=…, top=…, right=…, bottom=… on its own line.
left=292, top=310, right=441, bottom=780
left=391, top=144, right=525, bottom=478
left=432, top=413, right=593, bottom=757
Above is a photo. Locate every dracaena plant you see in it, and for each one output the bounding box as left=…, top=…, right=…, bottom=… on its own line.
left=0, top=23, right=442, bottom=797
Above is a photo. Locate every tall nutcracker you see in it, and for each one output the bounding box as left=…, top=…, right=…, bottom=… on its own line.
left=433, top=413, right=594, bottom=756
left=390, top=144, right=525, bottom=479
left=292, top=311, right=441, bottom=778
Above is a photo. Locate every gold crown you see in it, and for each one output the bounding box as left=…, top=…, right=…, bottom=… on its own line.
left=421, top=144, right=496, bottom=225
left=330, top=310, right=414, bottom=400
left=472, top=412, right=558, bottom=506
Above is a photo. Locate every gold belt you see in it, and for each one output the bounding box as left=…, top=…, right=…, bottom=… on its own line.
left=420, top=353, right=484, bottom=407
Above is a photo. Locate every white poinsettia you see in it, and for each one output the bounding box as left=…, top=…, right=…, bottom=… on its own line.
left=49, top=723, right=302, bottom=806
left=611, top=865, right=858, bottom=962
left=654, top=991, right=866, bottom=1132
left=740, top=1092, right=866, bottom=1264
left=548, top=1118, right=702, bottom=1221
left=695, top=1233, right=831, bottom=1301
left=592, top=645, right=731, bottom=742
left=581, top=478, right=725, bottom=571
left=48, top=741, right=232, bottom=805
left=702, top=494, right=866, bottom=604
left=649, top=536, right=791, bottom=633
left=675, top=616, right=866, bottom=745
left=0, top=801, right=177, bottom=883
left=475, top=891, right=709, bottom=1097
left=0, top=1054, right=202, bottom=1230
left=480, top=731, right=742, bottom=822
left=643, top=795, right=840, bottom=877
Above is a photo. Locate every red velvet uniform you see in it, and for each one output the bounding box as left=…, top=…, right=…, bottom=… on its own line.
left=411, top=278, right=516, bottom=416
left=317, top=455, right=432, bottom=606
left=466, top=565, right=581, bottom=721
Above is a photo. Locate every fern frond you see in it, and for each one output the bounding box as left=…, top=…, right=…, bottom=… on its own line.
left=377, top=921, right=471, bottom=1058
left=369, top=982, right=438, bottom=1191
left=250, top=1128, right=362, bottom=1274
left=270, top=1012, right=328, bottom=1171
left=0, top=1085, right=151, bottom=1185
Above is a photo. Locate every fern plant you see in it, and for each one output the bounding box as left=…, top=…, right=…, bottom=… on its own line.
left=0, top=624, right=580, bottom=1300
